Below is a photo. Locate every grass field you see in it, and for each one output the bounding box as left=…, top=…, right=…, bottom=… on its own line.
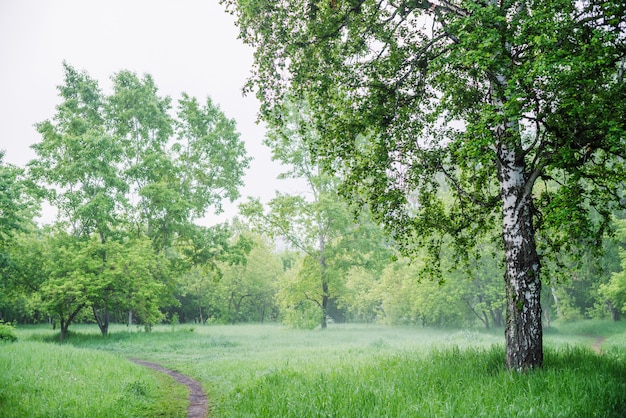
left=0, top=339, right=187, bottom=417
left=2, top=321, right=626, bottom=417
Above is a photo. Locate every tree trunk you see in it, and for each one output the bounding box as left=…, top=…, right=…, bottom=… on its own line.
left=498, top=144, right=543, bottom=370
left=321, top=286, right=329, bottom=329
left=232, top=294, right=251, bottom=325
left=607, top=301, right=621, bottom=321
left=93, top=306, right=110, bottom=336
left=490, top=308, right=504, bottom=328
left=319, top=253, right=329, bottom=329
left=551, top=285, right=562, bottom=319
left=464, top=297, right=490, bottom=329
left=59, top=304, right=85, bottom=343
left=481, top=310, right=490, bottom=330
left=60, top=318, right=69, bottom=343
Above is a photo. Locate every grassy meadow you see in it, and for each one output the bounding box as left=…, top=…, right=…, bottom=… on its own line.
left=2, top=321, right=626, bottom=417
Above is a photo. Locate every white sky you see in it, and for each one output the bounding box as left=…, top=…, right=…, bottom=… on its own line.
left=0, top=0, right=295, bottom=225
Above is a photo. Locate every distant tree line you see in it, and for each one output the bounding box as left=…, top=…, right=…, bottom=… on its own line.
left=2, top=66, right=625, bottom=338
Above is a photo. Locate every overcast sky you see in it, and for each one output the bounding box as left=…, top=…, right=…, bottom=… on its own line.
left=0, top=0, right=295, bottom=225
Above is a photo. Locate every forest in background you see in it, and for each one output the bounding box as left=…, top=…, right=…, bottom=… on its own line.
left=2, top=63, right=626, bottom=339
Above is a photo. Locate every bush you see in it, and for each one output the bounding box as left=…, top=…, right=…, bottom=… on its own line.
left=0, top=321, right=17, bottom=342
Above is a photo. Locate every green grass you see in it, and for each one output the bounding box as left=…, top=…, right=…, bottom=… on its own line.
left=221, top=346, right=626, bottom=417
left=0, top=340, right=187, bottom=417
left=7, top=321, right=626, bottom=417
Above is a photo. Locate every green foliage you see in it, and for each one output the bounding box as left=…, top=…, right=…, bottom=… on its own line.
left=13, top=228, right=174, bottom=339
left=174, top=223, right=262, bottom=324
left=241, top=99, right=394, bottom=328
left=228, top=0, right=625, bottom=253
left=601, top=255, right=626, bottom=317
left=175, top=94, right=250, bottom=214
left=18, top=62, right=250, bottom=334
left=276, top=255, right=323, bottom=329
left=0, top=153, right=37, bottom=321
left=344, top=237, right=506, bottom=329
left=599, top=219, right=626, bottom=319
left=279, top=298, right=323, bottom=330
left=30, top=63, right=125, bottom=240
left=0, top=151, right=29, bottom=248
left=377, top=259, right=473, bottom=327
left=215, top=233, right=281, bottom=324
left=0, top=321, right=17, bottom=342
left=30, top=63, right=249, bottom=251
left=338, top=267, right=382, bottom=323
left=227, top=0, right=626, bottom=369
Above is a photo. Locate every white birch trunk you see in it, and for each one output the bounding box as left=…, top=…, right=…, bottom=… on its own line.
left=498, top=142, right=543, bottom=370
left=492, top=66, right=543, bottom=369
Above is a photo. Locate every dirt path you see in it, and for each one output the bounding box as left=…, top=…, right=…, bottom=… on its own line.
left=592, top=336, right=606, bottom=355
left=129, top=358, right=208, bottom=418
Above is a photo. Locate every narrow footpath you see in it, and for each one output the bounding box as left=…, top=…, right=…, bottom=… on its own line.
left=129, top=358, right=208, bottom=418
left=592, top=336, right=606, bottom=355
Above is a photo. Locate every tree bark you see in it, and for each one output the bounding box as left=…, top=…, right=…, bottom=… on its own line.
left=490, top=307, right=504, bottom=328
left=232, top=294, right=251, bottom=325
left=93, top=306, right=110, bottom=335
left=321, top=281, right=329, bottom=329
left=498, top=143, right=543, bottom=370
left=59, top=304, right=85, bottom=343
left=551, top=285, right=562, bottom=319
left=319, top=249, right=329, bottom=329
left=607, top=301, right=621, bottom=321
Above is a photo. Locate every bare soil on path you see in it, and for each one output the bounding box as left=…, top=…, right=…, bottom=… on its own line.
left=592, top=336, right=606, bottom=354
left=129, top=358, right=208, bottom=418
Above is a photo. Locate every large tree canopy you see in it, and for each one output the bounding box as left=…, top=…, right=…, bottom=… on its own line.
left=224, top=0, right=626, bottom=369
left=25, top=63, right=250, bottom=335
left=30, top=63, right=250, bottom=245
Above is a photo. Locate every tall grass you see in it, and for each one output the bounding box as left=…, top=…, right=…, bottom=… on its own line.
left=0, top=340, right=187, bottom=417
left=10, top=321, right=626, bottom=417
left=221, top=346, right=626, bottom=417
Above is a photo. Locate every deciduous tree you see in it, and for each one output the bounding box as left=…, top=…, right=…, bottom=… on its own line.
left=28, top=63, right=250, bottom=332
left=225, top=0, right=626, bottom=369
left=240, top=101, right=354, bottom=328
left=214, top=233, right=281, bottom=324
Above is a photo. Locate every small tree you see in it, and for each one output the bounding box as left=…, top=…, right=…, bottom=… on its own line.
left=215, top=233, right=281, bottom=324
left=39, top=232, right=100, bottom=342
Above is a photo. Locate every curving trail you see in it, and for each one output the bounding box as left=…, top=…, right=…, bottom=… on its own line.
left=129, top=358, right=208, bottom=418
left=592, top=336, right=606, bottom=355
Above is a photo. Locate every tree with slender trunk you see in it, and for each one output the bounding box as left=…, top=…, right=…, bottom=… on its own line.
left=224, top=0, right=626, bottom=370
left=240, top=100, right=353, bottom=329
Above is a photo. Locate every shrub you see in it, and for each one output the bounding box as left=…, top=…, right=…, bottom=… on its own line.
left=0, top=321, right=17, bottom=342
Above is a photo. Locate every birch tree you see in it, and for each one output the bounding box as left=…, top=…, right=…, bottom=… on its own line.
left=224, top=0, right=626, bottom=369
